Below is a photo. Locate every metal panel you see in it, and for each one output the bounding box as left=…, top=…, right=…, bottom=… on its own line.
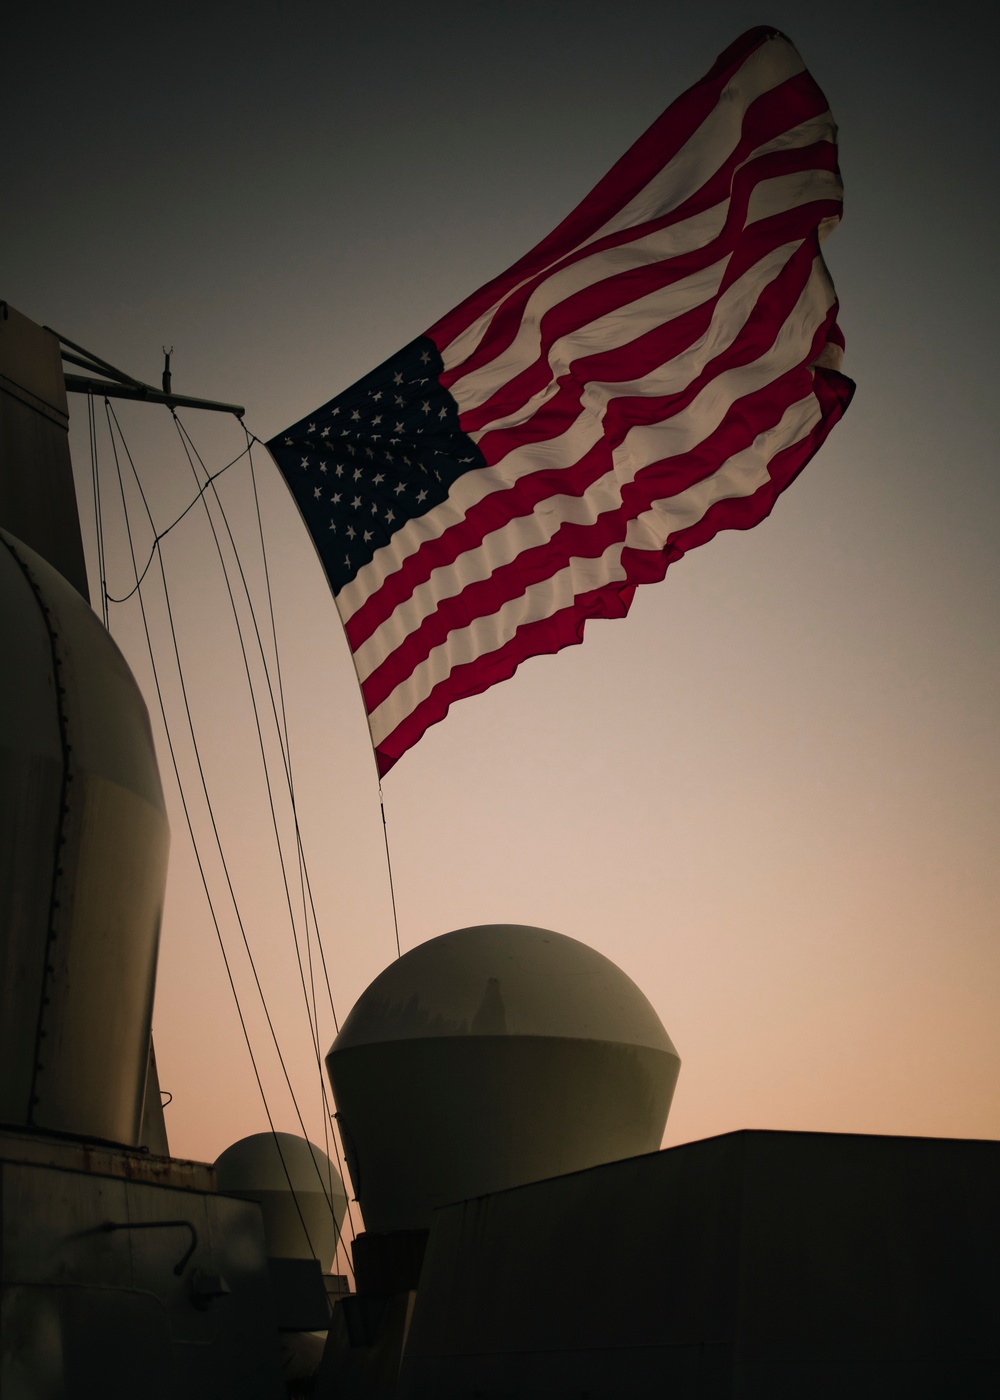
left=331, top=1035, right=679, bottom=1232
left=0, top=1142, right=286, bottom=1399
left=396, top=1130, right=1000, bottom=1399
left=1, top=1284, right=177, bottom=1400
left=0, top=1124, right=215, bottom=1192
left=0, top=303, right=89, bottom=599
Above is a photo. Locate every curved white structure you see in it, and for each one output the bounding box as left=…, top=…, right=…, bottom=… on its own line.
left=214, top=1131, right=348, bottom=1269
left=0, top=529, right=169, bottom=1145
left=326, top=924, right=680, bottom=1232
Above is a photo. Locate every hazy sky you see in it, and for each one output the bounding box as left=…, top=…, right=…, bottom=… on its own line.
left=5, top=0, right=998, bottom=1232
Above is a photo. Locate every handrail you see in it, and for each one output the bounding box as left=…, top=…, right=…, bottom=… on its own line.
left=102, top=1217, right=198, bottom=1275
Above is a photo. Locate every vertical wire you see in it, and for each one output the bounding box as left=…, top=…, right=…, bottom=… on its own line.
left=168, top=413, right=326, bottom=1070
left=242, top=426, right=345, bottom=1033
left=87, top=395, right=109, bottom=627
left=379, top=786, right=402, bottom=960
left=243, top=427, right=360, bottom=1270
left=100, top=400, right=323, bottom=1259
left=103, top=403, right=343, bottom=1270
left=173, top=412, right=359, bottom=1273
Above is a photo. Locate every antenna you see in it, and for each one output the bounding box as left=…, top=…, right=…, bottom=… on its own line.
left=46, top=327, right=245, bottom=416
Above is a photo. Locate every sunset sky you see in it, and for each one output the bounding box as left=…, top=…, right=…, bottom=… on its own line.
left=5, top=0, right=998, bottom=1243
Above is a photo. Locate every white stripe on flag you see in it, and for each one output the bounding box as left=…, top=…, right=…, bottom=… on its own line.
left=339, top=236, right=806, bottom=628
left=444, top=212, right=731, bottom=412
left=368, top=389, right=821, bottom=749
left=357, top=256, right=836, bottom=706
left=624, top=393, right=822, bottom=552
left=348, top=240, right=811, bottom=679
left=576, top=41, right=807, bottom=252
left=436, top=44, right=812, bottom=372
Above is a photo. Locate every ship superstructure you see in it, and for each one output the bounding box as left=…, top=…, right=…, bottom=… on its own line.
left=1, top=304, right=997, bottom=1399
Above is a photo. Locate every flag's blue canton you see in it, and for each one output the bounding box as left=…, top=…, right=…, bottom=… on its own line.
left=266, top=336, right=486, bottom=595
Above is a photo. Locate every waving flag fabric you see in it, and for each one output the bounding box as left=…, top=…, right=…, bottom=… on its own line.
left=268, top=26, right=854, bottom=776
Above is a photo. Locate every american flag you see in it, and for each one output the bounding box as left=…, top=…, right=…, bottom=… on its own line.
left=268, top=26, right=854, bottom=777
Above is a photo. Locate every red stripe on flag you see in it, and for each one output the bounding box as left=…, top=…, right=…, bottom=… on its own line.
left=360, top=355, right=826, bottom=714
left=619, top=364, right=854, bottom=585
left=456, top=140, right=839, bottom=438
left=348, top=230, right=827, bottom=662
left=373, top=581, right=637, bottom=776
left=435, top=72, right=832, bottom=397
left=372, top=363, right=852, bottom=776
left=427, top=28, right=790, bottom=355
left=344, top=435, right=613, bottom=650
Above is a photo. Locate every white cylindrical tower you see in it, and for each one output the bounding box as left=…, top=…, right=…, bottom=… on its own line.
left=326, top=924, right=680, bottom=1233
left=0, top=530, right=169, bottom=1144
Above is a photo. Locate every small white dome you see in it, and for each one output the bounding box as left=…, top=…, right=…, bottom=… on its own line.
left=214, top=1132, right=347, bottom=1267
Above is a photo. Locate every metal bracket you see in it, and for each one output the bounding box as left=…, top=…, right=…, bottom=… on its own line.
left=189, top=1268, right=232, bottom=1309
left=102, top=1217, right=199, bottom=1274
left=45, top=327, right=244, bottom=417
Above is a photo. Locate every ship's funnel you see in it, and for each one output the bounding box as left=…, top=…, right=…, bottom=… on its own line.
left=214, top=1132, right=348, bottom=1270
left=0, top=530, right=169, bottom=1144
left=326, top=924, right=680, bottom=1233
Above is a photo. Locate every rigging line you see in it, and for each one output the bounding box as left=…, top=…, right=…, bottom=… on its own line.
left=202, top=433, right=353, bottom=1254
left=103, top=441, right=253, bottom=604
left=168, top=413, right=328, bottom=1072
left=175, top=416, right=298, bottom=795
left=99, top=404, right=328, bottom=1269
left=197, top=442, right=361, bottom=1284
left=244, top=431, right=325, bottom=1111
left=104, top=420, right=353, bottom=1280
left=103, top=406, right=344, bottom=1246
left=184, top=418, right=356, bottom=1221
left=87, top=395, right=109, bottom=628
left=181, top=418, right=347, bottom=1064
left=177, top=421, right=361, bottom=1266
left=244, top=424, right=345, bottom=1038
left=245, top=431, right=329, bottom=1060
left=200, top=420, right=394, bottom=1003
left=113, top=469, right=350, bottom=1284
left=245, top=429, right=295, bottom=814
left=108, top=402, right=323, bottom=1129
left=166, top=441, right=361, bottom=1273
left=380, top=787, right=403, bottom=960
left=339, top=588, right=407, bottom=967
left=197, top=418, right=400, bottom=1005
left=175, top=421, right=362, bottom=1260
left=218, top=423, right=360, bottom=1251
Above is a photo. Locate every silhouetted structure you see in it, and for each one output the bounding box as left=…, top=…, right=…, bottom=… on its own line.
left=3, top=304, right=997, bottom=1398
left=393, top=1129, right=1000, bottom=1398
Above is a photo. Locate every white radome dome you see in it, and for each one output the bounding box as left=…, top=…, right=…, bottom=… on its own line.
left=326, top=924, right=680, bottom=1232
left=214, top=1132, right=347, bottom=1268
